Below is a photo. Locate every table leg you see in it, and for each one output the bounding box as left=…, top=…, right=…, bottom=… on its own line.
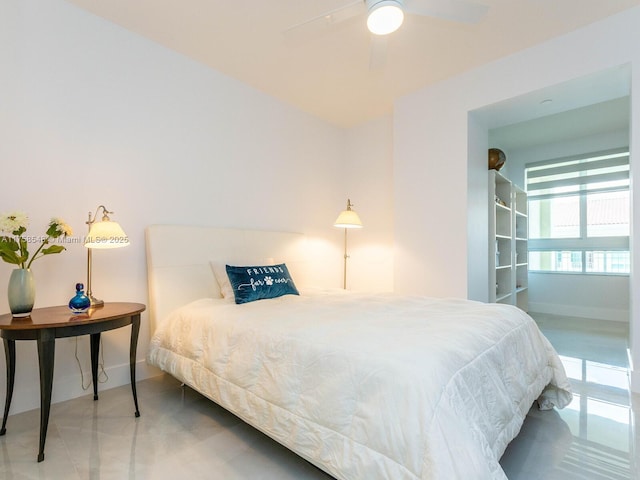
left=1, top=338, right=16, bottom=436
left=90, top=333, right=101, bottom=401
left=130, top=314, right=140, bottom=417
left=36, top=329, right=55, bottom=462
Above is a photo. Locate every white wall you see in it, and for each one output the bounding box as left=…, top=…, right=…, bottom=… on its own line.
left=528, top=273, right=629, bottom=322
left=342, top=115, right=395, bottom=292
left=394, top=8, right=640, bottom=391
left=467, top=112, right=490, bottom=301
left=394, top=85, right=471, bottom=297
left=0, top=0, right=394, bottom=414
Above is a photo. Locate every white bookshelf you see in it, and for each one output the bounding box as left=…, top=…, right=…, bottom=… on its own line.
left=489, top=170, right=528, bottom=310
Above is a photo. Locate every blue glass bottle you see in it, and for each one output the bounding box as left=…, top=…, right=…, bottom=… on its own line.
left=69, top=283, right=91, bottom=314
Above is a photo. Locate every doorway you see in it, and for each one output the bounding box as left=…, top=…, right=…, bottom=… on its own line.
left=468, top=64, right=632, bottom=367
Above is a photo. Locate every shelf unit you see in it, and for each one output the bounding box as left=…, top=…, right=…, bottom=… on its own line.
left=489, top=170, right=528, bottom=311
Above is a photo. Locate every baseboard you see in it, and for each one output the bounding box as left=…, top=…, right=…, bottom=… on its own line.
left=528, top=301, right=629, bottom=323
left=7, top=360, right=163, bottom=416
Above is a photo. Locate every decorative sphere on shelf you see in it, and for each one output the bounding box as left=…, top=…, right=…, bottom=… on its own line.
left=488, top=148, right=506, bottom=171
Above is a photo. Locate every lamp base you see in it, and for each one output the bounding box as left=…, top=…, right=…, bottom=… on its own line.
left=89, top=294, right=104, bottom=307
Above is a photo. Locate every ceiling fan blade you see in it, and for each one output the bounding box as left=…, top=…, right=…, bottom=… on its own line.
left=406, top=0, right=489, bottom=24
left=283, top=1, right=365, bottom=43
left=369, top=35, right=388, bottom=71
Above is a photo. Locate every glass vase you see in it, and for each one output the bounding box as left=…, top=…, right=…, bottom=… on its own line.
left=8, top=268, right=35, bottom=317
left=69, top=283, right=91, bottom=314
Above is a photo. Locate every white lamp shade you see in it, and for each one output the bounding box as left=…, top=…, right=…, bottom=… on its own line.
left=367, top=0, right=404, bottom=35
left=334, top=209, right=363, bottom=228
left=85, top=220, right=130, bottom=249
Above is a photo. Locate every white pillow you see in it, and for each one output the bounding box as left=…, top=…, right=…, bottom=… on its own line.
left=210, top=258, right=274, bottom=299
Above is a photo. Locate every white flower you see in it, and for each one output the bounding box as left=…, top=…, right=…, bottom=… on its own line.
left=0, top=211, right=29, bottom=235
left=0, top=212, right=71, bottom=268
left=50, top=217, right=73, bottom=237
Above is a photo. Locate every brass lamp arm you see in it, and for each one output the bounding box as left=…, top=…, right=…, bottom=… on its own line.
left=87, top=205, right=114, bottom=226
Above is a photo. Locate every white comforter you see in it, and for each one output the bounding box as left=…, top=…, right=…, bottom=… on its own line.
left=147, top=292, right=572, bottom=480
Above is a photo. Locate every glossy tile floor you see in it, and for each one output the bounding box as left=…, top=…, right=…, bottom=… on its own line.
left=501, top=313, right=639, bottom=480
left=0, top=313, right=637, bottom=479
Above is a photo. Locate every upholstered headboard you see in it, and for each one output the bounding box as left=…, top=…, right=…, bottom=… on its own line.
left=145, top=225, right=308, bottom=334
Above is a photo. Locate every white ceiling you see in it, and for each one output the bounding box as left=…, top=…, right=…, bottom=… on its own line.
left=64, top=0, right=640, bottom=128
left=489, top=96, right=630, bottom=152
left=486, top=65, right=631, bottom=150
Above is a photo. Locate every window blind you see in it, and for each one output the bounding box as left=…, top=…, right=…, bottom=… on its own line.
left=526, top=147, right=629, bottom=200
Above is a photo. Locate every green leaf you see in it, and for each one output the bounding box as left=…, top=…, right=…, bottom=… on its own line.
left=0, top=236, right=19, bottom=251
left=0, top=238, right=26, bottom=264
left=19, top=237, right=28, bottom=258
left=41, top=245, right=66, bottom=255
left=0, top=248, right=21, bottom=265
left=46, top=223, right=59, bottom=238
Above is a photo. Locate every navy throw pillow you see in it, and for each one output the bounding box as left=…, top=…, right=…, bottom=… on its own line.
left=226, top=263, right=299, bottom=304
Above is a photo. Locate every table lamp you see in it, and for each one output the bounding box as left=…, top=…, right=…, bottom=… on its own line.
left=84, top=205, right=130, bottom=306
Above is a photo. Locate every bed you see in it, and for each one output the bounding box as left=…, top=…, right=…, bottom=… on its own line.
left=145, top=224, right=572, bottom=480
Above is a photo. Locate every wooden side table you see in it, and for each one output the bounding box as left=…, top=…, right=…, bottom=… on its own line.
left=0, top=302, right=146, bottom=462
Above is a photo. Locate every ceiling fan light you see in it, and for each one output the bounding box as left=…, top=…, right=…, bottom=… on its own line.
left=367, top=0, right=405, bottom=35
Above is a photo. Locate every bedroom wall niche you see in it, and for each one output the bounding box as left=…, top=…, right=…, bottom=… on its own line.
left=490, top=98, right=630, bottom=322
left=394, top=7, right=640, bottom=391
left=473, top=68, right=631, bottom=323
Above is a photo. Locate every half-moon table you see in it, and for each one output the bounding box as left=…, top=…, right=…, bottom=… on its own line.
left=0, top=302, right=145, bottom=462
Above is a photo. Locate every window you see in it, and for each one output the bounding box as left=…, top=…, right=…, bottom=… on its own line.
left=529, top=195, right=580, bottom=238
left=526, top=148, right=630, bottom=274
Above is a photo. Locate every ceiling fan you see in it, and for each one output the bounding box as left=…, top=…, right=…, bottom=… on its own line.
left=284, top=0, right=488, bottom=69
left=284, top=0, right=489, bottom=37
